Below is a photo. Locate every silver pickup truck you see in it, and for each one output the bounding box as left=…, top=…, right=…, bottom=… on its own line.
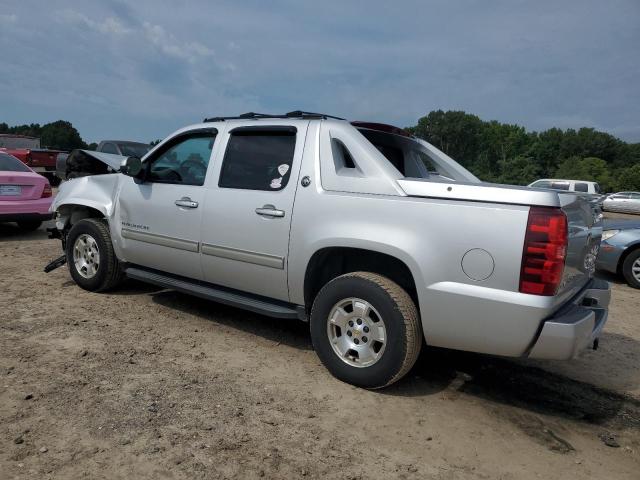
left=48, top=111, right=610, bottom=389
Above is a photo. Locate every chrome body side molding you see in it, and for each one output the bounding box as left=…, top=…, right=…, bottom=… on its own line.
left=121, top=228, right=199, bottom=253
left=201, top=243, right=285, bottom=270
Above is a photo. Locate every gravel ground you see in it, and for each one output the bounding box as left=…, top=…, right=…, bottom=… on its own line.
left=1, top=215, right=639, bottom=479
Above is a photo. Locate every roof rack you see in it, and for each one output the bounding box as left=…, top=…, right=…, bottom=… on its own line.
left=203, top=110, right=345, bottom=123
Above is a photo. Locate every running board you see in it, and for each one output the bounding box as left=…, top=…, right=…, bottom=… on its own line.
left=125, top=267, right=306, bottom=321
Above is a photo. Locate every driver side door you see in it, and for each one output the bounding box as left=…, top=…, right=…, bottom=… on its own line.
left=114, top=128, right=217, bottom=280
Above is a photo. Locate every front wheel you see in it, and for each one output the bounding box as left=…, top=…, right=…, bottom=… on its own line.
left=310, top=272, right=422, bottom=389
left=66, top=218, right=123, bottom=292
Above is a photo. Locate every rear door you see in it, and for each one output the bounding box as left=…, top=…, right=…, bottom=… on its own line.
left=114, top=128, right=217, bottom=280
left=200, top=121, right=308, bottom=301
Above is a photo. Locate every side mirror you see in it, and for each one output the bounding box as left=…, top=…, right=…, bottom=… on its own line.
left=120, top=156, right=143, bottom=177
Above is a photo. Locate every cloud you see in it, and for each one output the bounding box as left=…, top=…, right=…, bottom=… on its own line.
left=142, top=22, right=213, bottom=63
left=0, top=13, right=17, bottom=24
left=1, top=0, right=639, bottom=143
left=57, top=9, right=130, bottom=35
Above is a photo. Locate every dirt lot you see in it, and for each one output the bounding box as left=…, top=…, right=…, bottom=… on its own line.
left=1, top=216, right=639, bottom=479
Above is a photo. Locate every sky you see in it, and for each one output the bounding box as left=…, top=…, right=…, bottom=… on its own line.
left=1, top=0, right=639, bottom=143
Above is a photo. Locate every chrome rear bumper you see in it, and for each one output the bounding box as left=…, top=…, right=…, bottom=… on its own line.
left=528, top=278, right=610, bottom=360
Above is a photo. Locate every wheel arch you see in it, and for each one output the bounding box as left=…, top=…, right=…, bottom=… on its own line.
left=618, top=242, right=640, bottom=274
left=303, top=246, right=420, bottom=314
left=56, top=202, right=108, bottom=230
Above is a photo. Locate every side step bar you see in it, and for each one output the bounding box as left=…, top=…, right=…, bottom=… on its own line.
left=125, top=267, right=306, bottom=321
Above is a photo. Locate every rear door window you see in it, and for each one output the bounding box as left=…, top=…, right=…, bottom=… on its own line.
left=218, top=127, right=296, bottom=191
left=551, top=182, right=570, bottom=190
left=574, top=182, right=589, bottom=192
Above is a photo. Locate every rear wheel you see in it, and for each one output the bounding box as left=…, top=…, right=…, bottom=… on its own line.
left=17, top=220, right=42, bottom=231
left=66, top=218, right=123, bottom=292
left=310, top=272, right=422, bottom=389
left=622, top=249, right=640, bottom=289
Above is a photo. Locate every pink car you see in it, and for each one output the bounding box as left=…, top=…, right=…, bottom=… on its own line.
left=0, top=152, right=53, bottom=231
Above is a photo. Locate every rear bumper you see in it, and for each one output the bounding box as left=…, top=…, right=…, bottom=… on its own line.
left=0, top=212, right=53, bottom=223
left=0, top=197, right=53, bottom=217
left=528, top=278, right=610, bottom=360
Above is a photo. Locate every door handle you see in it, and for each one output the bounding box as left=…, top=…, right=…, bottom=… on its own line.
left=175, top=197, right=199, bottom=209
left=255, top=204, right=285, bottom=218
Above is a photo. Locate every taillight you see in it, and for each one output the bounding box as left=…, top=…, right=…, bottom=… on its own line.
left=519, top=207, right=567, bottom=296
left=42, top=184, right=52, bottom=198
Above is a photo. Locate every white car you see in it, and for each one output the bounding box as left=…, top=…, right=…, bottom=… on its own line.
left=528, top=179, right=602, bottom=195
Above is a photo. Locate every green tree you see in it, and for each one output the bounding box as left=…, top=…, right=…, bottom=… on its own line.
left=497, top=156, right=541, bottom=185
left=555, top=156, right=613, bottom=190
left=615, top=164, right=640, bottom=191
left=412, top=110, right=484, bottom=168
left=40, top=120, right=87, bottom=150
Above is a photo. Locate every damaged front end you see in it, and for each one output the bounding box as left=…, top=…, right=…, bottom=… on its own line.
left=46, top=150, right=127, bottom=273
left=57, top=149, right=126, bottom=181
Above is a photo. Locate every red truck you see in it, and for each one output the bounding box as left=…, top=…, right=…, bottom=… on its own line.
left=0, top=135, right=66, bottom=185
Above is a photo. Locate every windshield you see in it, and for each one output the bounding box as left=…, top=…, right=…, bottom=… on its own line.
left=118, top=143, right=151, bottom=158
left=0, top=153, right=31, bottom=172
left=357, top=128, right=480, bottom=183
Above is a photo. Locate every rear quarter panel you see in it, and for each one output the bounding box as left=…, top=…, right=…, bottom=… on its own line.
left=288, top=178, right=553, bottom=355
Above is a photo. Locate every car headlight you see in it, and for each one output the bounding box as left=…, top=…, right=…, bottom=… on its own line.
left=601, top=230, right=619, bottom=241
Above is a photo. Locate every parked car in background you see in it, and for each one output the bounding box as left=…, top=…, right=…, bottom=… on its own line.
left=0, top=152, right=53, bottom=231
left=602, top=192, right=640, bottom=215
left=47, top=111, right=609, bottom=389
left=597, top=219, right=640, bottom=288
left=0, top=146, right=67, bottom=186
left=95, top=140, right=151, bottom=158
left=528, top=179, right=602, bottom=195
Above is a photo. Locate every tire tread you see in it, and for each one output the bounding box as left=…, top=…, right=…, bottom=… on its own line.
left=311, top=271, right=422, bottom=388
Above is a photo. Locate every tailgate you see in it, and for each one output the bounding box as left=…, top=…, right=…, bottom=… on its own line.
left=557, top=193, right=602, bottom=296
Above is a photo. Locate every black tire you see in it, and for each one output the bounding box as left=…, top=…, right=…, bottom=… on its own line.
left=17, top=220, right=42, bottom=231
left=622, top=249, right=640, bottom=289
left=66, top=218, right=123, bottom=292
left=310, top=272, right=422, bottom=389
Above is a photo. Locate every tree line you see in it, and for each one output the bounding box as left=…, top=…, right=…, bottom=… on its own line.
left=407, top=110, right=640, bottom=192
left=3, top=113, right=640, bottom=192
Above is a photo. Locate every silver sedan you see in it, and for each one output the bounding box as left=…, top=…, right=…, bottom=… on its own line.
left=602, top=192, right=640, bottom=214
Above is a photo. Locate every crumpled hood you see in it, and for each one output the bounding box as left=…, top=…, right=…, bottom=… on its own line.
left=77, top=150, right=126, bottom=170
left=57, top=149, right=127, bottom=180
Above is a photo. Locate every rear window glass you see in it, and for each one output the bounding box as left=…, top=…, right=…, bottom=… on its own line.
left=0, top=153, right=31, bottom=172
left=219, top=129, right=296, bottom=191
left=532, top=181, right=552, bottom=188
left=574, top=182, right=589, bottom=192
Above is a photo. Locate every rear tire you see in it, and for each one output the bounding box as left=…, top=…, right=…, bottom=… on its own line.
left=66, top=218, right=123, bottom=292
left=17, top=220, right=42, bottom=231
left=622, top=249, right=640, bottom=289
left=310, top=272, right=422, bottom=389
